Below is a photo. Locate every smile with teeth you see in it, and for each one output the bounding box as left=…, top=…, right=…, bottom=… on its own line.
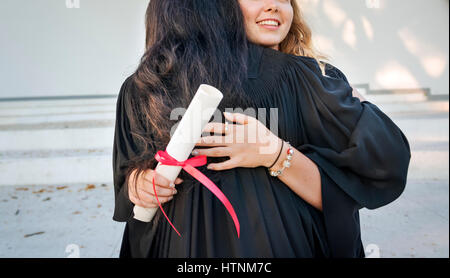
left=257, top=20, right=280, bottom=26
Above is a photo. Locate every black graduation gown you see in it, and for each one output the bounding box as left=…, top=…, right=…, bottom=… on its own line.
left=112, top=43, right=411, bottom=258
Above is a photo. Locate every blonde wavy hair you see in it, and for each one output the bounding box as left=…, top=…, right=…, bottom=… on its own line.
left=279, top=0, right=328, bottom=73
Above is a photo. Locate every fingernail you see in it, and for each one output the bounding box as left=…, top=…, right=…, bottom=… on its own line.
left=173, top=189, right=177, bottom=194
left=224, top=112, right=231, bottom=117
left=207, top=164, right=213, bottom=170
left=170, top=182, right=175, bottom=188
left=192, top=150, right=199, bottom=156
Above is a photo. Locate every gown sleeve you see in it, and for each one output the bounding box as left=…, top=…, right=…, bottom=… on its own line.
left=112, top=75, right=157, bottom=222
left=287, top=58, right=411, bottom=209
left=282, top=57, right=411, bottom=257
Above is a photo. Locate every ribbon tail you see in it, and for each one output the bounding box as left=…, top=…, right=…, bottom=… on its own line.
left=183, top=164, right=240, bottom=238
left=152, top=175, right=181, bottom=237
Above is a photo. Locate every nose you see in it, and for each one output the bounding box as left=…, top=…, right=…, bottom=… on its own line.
left=264, top=0, right=279, bottom=12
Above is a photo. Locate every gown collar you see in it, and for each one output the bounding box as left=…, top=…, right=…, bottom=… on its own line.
left=247, top=42, right=264, bottom=79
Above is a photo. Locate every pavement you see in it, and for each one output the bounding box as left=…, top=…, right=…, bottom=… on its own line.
left=359, top=111, right=449, bottom=258
left=0, top=93, right=448, bottom=258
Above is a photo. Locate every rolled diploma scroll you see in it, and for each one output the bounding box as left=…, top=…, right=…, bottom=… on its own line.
left=133, top=84, right=224, bottom=222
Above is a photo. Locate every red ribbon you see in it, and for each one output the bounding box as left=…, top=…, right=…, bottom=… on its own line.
left=152, top=150, right=240, bottom=238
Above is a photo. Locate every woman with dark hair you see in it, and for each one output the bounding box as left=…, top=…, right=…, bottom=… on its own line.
left=113, top=0, right=411, bottom=258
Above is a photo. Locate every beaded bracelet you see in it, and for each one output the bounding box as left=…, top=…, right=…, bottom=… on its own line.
left=267, top=140, right=284, bottom=169
left=268, top=141, right=294, bottom=177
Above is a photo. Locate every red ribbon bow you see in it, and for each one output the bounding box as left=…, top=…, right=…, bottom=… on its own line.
left=152, top=150, right=240, bottom=238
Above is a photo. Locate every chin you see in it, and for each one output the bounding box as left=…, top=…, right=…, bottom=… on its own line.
left=248, top=36, right=282, bottom=48
left=259, top=41, right=281, bottom=49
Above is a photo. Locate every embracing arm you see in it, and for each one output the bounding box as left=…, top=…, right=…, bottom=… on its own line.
left=261, top=88, right=363, bottom=211
left=264, top=138, right=323, bottom=211
left=263, top=86, right=364, bottom=212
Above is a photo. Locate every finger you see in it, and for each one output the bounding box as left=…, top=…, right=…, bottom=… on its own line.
left=140, top=179, right=177, bottom=197
left=142, top=170, right=173, bottom=189
left=135, top=188, right=174, bottom=205
left=195, top=136, right=229, bottom=146
left=175, top=178, right=184, bottom=184
left=192, top=147, right=231, bottom=158
left=151, top=193, right=174, bottom=205
left=207, top=158, right=240, bottom=171
left=127, top=169, right=141, bottom=195
left=129, top=192, right=158, bottom=208
left=202, top=122, right=229, bottom=135
left=134, top=188, right=157, bottom=204
left=127, top=178, right=138, bottom=197
left=148, top=186, right=177, bottom=198
left=224, top=112, right=254, bottom=125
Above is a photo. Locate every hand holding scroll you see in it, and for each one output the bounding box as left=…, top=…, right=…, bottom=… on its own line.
left=128, top=168, right=184, bottom=208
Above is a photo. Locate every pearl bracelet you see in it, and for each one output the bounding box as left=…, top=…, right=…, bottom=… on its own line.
left=268, top=141, right=294, bottom=177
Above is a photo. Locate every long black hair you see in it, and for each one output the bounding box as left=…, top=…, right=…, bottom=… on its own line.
left=126, top=0, right=253, bottom=185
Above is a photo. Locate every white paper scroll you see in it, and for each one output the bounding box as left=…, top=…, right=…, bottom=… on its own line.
left=133, top=84, right=224, bottom=222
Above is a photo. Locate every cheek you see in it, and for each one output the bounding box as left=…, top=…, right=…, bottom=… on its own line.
left=238, top=1, right=259, bottom=25
left=285, top=6, right=294, bottom=26
left=283, top=10, right=294, bottom=33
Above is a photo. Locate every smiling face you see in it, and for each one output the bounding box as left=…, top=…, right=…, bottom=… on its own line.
left=238, top=0, right=294, bottom=50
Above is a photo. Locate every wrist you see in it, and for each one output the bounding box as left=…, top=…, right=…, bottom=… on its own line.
left=268, top=142, right=294, bottom=178
left=270, top=141, right=288, bottom=170
left=264, top=137, right=283, bottom=168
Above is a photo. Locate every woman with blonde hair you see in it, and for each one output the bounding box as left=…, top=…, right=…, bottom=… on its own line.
left=113, top=0, right=410, bottom=258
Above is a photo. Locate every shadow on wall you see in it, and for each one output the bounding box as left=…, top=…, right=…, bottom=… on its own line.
left=299, top=0, right=449, bottom=95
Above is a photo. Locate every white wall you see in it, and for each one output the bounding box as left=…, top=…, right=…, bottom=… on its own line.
left=0, top=0, right=448, bottom=98
left=0, top=0, right=148, bottom=98
left=300, top=0, right=449, bottom=95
